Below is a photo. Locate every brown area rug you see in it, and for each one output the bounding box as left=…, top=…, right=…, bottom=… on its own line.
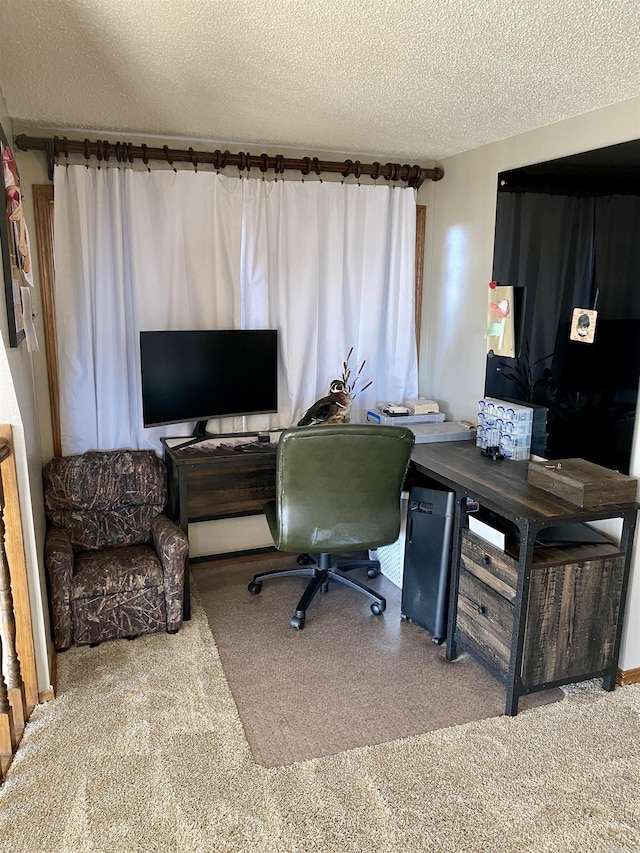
left=193, top=554, right=562, bottom=767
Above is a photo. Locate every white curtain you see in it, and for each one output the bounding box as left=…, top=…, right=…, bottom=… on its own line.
left=53, top=165, right=418, bottom=454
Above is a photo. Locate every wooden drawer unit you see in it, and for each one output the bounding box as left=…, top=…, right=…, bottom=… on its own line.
left=458, top=530, right=517, bottom=675
left=456, top=527, right=625, bottom=692
left=460, top=530, right=517, bottom=603
left=457, top=566, right=512, bottom=674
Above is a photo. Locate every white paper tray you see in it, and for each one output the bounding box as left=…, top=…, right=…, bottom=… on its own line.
left=410, top=422, right=475, bottom=443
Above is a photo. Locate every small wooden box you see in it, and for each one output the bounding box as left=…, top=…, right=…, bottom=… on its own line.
left=528, top=458, right=638, bottom=507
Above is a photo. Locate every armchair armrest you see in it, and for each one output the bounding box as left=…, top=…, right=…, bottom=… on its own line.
left=44, top=526, right=75, bottom=650
left=151, top=514, right=189, bottom=632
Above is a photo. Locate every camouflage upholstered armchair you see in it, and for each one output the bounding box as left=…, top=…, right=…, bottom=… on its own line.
left=43, top=449, right=189, bottom=650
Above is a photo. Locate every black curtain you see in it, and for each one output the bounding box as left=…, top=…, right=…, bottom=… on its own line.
left=594, top=195, right=640, bottom=317
left=491, top=192, right=594, bottom=370
left=486, top=190, right=640, bottom=473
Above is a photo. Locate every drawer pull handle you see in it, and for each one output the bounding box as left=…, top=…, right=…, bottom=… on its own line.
left=476, top=605, right=487, bottom=615
left=482, top=555, right=492, bottom=566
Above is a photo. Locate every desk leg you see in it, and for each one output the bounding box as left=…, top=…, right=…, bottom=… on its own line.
left=446, top=635, right=458, bottom=662
left=602, top=665, right=617, bottom=692
left=601, top=508, right=637, bottom=695
left=176, top=466, right=192, bottom=622
left=183, top=563, right=191, bottom=622
left=504, top=521, right=540, bottom=717
left=445, top=493, right=465, bottom=662
left=504, top=680, right=521, bottom=716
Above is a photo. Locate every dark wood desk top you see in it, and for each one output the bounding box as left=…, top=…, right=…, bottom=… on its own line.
left=410, top=441, right=638, bottom=527
left=162, top=435, right=277, bottom=461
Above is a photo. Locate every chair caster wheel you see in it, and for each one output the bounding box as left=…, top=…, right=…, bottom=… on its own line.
left=432, top=637, right=444, bottom=645
left=248, top=581, right=262, bottom=595
left=297, top=554, right=314, bottom=565
left=371, top=601, right=385, bottom=616
left=290, top=615, right=305, bottom=629
left=367, top=568, right=380, bottom=578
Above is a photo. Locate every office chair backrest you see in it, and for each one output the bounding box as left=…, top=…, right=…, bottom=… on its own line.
left=272, top=424, right=414, bottom=554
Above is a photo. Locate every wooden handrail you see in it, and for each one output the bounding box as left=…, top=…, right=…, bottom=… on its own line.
left=0, top=429, right=39, bottom=780
left=0, top=441, right=19, bottom=777
left=15, top=134, right=444, bottom=190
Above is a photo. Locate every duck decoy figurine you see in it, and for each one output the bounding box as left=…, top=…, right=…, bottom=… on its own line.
left=297, top=379, right=353, bottom=426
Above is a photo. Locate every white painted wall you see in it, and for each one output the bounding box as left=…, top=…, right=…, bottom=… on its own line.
left=421, top=96, right=640, bottom=670
left=0, top=91, right=53, bottom=695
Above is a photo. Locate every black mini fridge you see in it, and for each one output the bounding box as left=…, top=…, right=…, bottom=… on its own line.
left=401, top=484, right=455, bottom=644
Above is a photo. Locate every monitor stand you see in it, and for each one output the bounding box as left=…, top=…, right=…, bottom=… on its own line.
left=180, top=421, right=272, bottom=452
left=163, top=420, right=212, bottom=451
left=192, top=420, right=209, bottom=439
left=176, top=421, right=276, bottom=451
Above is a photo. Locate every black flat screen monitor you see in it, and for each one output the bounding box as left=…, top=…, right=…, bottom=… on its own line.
left=140, top=329, right=278, bottom=429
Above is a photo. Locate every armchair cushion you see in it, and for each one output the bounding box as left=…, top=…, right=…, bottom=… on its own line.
left=71, top=545, right=168, bottom=646
left=73, top=545, right=164, bottom=599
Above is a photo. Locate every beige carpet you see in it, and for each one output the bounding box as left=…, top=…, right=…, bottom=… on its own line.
left=194, top=555, right=561, bottom=767
left=0, top=583, right=639, bottom=852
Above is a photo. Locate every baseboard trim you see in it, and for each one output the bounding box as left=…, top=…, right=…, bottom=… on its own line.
left=38, top=687, right=55, bottom=703
left=617, top=666, right=640, bottom=686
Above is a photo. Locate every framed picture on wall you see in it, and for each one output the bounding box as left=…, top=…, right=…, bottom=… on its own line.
left=569, top=307, right=598, bottom=344
left=485, top=283, right=515, bottom=358
left=0, top=125, right=26, bottom=347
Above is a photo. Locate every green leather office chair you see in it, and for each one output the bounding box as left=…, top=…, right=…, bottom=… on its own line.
left=248, top=424, right=414, bottom=629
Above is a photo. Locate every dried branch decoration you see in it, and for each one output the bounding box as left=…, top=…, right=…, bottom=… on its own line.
left=341, top=348, right=372, bottom=399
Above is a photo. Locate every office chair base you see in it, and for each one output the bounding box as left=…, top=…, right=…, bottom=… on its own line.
left=297, top=552, right=382, bottom=579
left=248, top=557, right=386, bottom=629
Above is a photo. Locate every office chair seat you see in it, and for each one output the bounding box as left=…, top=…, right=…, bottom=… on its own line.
left=247, top=424, right=414, bottom=629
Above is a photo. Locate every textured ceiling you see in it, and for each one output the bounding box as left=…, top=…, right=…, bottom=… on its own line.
left=0, top=0, right=639, bottom=163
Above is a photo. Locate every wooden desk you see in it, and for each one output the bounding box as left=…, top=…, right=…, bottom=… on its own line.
left=410, top=442, right=639, bottom=715
left=162, top=435, right=278, bottom=619
left=162, top=436, right=277, bottom=529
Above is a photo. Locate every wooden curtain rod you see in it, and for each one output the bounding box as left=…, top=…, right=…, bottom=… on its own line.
left=14, top=134, right=443, bottom=189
